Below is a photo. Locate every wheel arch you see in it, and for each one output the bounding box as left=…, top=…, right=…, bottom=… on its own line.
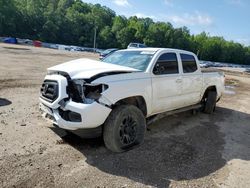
left=114, top=96, right=147, bottom=116
left=202, top=85, right=217, bottom=100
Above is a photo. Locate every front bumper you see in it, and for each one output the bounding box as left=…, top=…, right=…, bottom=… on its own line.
left=39, top=100, right=111, bottom=130
left=39, top=74, right=112, bottom=130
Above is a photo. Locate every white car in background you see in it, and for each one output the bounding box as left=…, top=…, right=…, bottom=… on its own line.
left=127, top=42, right=147, bottom=49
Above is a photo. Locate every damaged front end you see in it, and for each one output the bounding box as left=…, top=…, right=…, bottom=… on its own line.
left=39, top=73, right=113, bottom=130
left=68, top=79, right=111, bottom=107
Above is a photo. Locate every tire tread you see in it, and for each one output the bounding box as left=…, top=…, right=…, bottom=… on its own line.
left=103, top=105, right=145, bottom=152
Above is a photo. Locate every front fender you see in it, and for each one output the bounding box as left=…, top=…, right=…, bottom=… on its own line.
left=99, top=78, right=152, bottom=115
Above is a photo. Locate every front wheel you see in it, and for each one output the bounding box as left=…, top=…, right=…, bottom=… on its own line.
left=103, top=105, right=146, bottom=153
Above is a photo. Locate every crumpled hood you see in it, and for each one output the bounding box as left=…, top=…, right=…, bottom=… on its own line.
left=48, top=58, right=139, bottom=79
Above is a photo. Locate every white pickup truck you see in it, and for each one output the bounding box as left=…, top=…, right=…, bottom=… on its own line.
left=39, top=48, right=224, bottom=152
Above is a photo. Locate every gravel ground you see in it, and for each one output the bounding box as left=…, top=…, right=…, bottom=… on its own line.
left=0, top=43, right=250, bottom=188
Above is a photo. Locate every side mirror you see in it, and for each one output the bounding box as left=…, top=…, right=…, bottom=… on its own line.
left=153, top=63, right=165, bottom=75
left=153, top=63, right=160, bottom=74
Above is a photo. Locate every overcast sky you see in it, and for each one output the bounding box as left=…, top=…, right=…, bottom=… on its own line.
left=82, top=0, right=250, bottom=46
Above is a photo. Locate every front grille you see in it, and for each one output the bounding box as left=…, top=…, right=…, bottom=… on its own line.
left=40, top=80, right=58, bottom=102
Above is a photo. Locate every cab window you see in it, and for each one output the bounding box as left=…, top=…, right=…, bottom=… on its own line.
left=153, top=53, right=178, bottom=75
left=180, top=54, right=197, bottom=73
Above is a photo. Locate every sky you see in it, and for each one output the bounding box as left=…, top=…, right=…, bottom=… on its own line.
left=82, top=0, right=250, bottom=46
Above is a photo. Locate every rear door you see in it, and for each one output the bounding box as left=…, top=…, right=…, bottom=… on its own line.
left=179, top=53, right=203, bottom=106
left=151, top=52, right=183, bottom=114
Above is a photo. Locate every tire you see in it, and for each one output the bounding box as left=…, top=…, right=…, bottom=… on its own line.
left=203, top=91, right=217, bottom=114
left=103, top=105, right=146, bottom=153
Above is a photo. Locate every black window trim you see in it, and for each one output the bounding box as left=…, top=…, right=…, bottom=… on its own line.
left=152, top=52, right=179, bottom=75
left=180, top=53, right=198, bottom=74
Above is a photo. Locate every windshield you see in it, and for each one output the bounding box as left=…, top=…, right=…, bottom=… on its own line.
left=102, top=50, right=155, bottom=71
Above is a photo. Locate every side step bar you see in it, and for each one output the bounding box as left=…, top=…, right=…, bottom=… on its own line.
left=146, top=104, right=202, bottom=125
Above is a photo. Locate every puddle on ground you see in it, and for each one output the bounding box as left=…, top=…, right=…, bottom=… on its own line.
left=224, top=85, right=236, bottom=95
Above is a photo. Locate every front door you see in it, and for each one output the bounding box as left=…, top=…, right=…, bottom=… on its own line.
left=151, top=52, right=183, bottom=114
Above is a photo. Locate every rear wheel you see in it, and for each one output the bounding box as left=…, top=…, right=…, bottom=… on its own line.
left=103, top=105, right=146, bottom=152
left=203, top=91, right=217, bottom=114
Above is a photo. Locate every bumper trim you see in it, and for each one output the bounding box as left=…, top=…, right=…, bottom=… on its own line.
left=40, top=100, right=111, bottom=130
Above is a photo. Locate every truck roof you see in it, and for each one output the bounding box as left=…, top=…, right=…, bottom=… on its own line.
left=119, top=47, right=196, bottom=56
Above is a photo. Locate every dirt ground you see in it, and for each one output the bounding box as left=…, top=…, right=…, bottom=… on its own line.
left=0, top=43, right=250, bottom=188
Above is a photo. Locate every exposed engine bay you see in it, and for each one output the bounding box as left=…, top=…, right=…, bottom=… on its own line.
left=69, top=79, right=108, bottom=104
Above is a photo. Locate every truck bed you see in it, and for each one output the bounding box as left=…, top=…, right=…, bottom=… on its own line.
left=201, top=68, right=223, bottom=73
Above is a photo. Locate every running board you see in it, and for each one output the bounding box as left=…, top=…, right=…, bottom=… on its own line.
left=146, top=104, right=202, bottom=125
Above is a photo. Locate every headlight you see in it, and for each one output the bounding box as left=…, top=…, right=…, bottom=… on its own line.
left=72, top=80, right=109, bottom=104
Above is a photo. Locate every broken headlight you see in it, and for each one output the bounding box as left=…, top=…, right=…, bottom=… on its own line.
left=72, top=80, right=109, bottom=104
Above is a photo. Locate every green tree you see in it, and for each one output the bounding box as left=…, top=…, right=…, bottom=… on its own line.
left=144, top=22, right=173, bottom=47
left=0, top=0, right=18, bottom=36
left=0, top=0, right=249, bottom=64
left=98, top=26, right=116, bottom=48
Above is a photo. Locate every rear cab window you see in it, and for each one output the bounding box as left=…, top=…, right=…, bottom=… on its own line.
left=153, top=53, right=179, bottom=75
left=180, top=53, right=197, bottom=73
left=139, top=44, right=146, bottom=48
left=129, top=43, right=138, bottom=48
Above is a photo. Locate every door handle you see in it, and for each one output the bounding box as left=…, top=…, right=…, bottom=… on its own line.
left=176, top=79, right=182, bottom=83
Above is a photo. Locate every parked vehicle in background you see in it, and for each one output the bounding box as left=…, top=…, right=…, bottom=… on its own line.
left=127, top=42, right=147, bottom=49
left=3, top=37, right=17, bottom=44
left=16, top=38, right=33, bottom=45
left=33, top=40, right=42, bottom=47
left=99, top=48, right=118, bottom=60
left=69, top=46, right=83, bottom=52
left=246, top=68, right=250, bottom=73
left=39, top=48, right=224, bottom=152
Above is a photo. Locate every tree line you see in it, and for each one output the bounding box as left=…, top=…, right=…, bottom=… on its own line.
left=0, top=0, right=250, bottom=64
